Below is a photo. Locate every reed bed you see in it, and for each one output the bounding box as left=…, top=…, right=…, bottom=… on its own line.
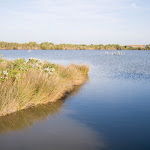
left=0, top=56, right=89, bottom=116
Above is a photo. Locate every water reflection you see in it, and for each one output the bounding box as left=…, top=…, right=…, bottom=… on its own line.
left=0, top=115, right=105, bottom=150
left=0, top=101, right=64, bottom=134
left=0, top=84, right=86, bottom=134
left=0, top=82, right=105, bottom=150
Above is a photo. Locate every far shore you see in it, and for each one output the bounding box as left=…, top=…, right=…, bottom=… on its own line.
left=0, top=49, right=150, bottom=51
left=0, top=42, right=150, bottom=50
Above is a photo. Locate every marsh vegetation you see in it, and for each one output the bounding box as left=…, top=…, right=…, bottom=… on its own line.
left=0, top=56, right=89, bottom=116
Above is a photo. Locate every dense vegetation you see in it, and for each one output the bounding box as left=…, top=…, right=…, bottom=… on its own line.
left=0, top=85, right=83, bottom=134
left=0, top=42, right=150, bottom=50
left=0, top=56, right=89, bottom=116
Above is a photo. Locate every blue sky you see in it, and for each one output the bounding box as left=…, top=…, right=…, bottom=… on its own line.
left=0, top=0, right=150, bottom=45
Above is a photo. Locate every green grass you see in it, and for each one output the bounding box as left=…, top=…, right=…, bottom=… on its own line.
left=0, top=56, right=89, bottom=116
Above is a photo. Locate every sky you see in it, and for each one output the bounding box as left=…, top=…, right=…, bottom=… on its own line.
left=0, top=0, right=150, bottom=45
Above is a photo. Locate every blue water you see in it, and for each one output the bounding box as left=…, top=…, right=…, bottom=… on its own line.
left=0, top=50, right=150, bottom=150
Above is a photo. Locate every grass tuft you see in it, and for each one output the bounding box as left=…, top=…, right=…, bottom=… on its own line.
left=0, top=57, right=89, bottom=116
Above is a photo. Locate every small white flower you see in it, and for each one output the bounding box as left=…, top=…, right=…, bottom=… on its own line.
left=44, top=68, right=50, bottom=72
left=3, top=70, right=8, bottom=76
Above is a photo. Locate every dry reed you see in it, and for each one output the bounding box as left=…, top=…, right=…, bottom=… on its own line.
left=0, top=57, right=89, bottom=116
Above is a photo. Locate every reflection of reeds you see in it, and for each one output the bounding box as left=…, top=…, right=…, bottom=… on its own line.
left=0, top=84, right=85, bottom=134
left=0, top=101, right=63, bottom=134
left=0, top=58, right=90, bottom=116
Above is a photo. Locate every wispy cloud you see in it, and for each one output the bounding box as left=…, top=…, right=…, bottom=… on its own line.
left=24, top=0, right=133, bottom=23
left=0, top=0, right=150, bottom=44
left=1, top=0, right=140, bottom=23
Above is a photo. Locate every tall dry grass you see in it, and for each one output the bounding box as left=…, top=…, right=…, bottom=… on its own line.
left=0, top=58, right=89, bottom=116
left=0, top=84, right=84, bottom=134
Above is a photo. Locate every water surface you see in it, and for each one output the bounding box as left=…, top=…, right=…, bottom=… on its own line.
left=0, top=50, right=150, bottom=150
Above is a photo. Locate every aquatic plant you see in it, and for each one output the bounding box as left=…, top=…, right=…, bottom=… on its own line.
left=0, top=56, right=89, bottom=116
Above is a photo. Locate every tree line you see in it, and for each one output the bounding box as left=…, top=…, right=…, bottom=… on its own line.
left=0, top=42, right=150, bottom=50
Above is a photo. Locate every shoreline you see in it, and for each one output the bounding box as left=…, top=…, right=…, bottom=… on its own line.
left=0, top=49, right=150, bottom=51
left=0, top=42, right=150, bottom=50
left=1, top=78, right=87, bottom=117
left=0, top=57, right=89, bottom=117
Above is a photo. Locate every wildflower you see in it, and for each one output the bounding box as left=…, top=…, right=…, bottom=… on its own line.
left=44, top=67, right=50, bottom=72
left=43, top=67, right=55, bottom=75
left=29, top=58, right=42, bottom=63
left=32, top=63, right=41, bottom=68
left=3, top=70, right=8, bottom=76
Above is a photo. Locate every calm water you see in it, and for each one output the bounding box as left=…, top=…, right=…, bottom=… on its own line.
left=0, top=50, right=150, bottom=150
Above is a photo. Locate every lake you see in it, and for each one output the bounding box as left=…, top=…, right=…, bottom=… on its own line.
left=0, top=50, right=150, bottom=150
